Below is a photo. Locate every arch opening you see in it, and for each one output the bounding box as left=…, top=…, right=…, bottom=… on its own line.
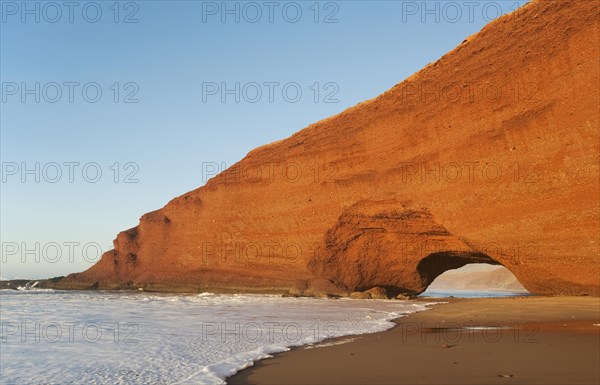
left=420, top=260, right=530, bottom=298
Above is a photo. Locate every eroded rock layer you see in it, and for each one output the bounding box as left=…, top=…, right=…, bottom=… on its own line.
left=59, top=0, right=600, bottom=296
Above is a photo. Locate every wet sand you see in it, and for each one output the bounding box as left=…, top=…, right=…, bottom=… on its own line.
left=228, top=296, right=600, bottom=385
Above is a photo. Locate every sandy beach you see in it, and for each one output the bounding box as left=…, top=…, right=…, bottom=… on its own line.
left=229, top=297, right=600, bottom=385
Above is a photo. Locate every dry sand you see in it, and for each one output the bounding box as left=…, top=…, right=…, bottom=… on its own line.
left=228, top=297, right=600, bottom=385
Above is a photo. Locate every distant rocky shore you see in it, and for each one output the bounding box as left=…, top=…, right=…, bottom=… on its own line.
left=1, top=277, right=422, bottom=300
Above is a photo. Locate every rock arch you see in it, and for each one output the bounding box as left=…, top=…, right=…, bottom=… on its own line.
left=308, top=200, right=515, bottom=296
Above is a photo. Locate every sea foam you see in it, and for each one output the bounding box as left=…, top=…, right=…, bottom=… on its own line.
left=0, top=290, right=433, bottom=384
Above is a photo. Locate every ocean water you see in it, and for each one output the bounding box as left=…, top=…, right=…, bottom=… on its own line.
left=0, top=289, right=433, bottom=384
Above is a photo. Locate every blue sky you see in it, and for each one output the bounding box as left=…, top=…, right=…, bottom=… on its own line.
left=0, top=0, right=528, bottom=278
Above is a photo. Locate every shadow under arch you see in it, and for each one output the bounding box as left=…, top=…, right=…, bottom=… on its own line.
left=416, top=251, right=503, bottom=291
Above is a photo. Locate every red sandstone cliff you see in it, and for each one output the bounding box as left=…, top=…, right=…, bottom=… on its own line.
left=59, top=0, right=600, bottom=296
